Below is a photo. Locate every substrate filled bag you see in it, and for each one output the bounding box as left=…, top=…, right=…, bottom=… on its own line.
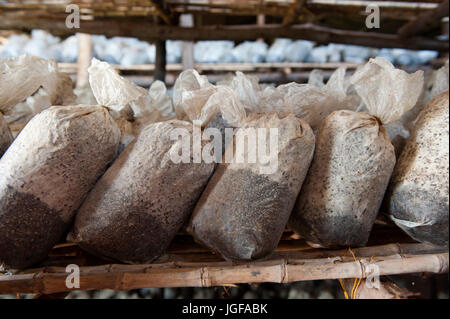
left=0, top=105, right=121, bottom=269
left=67, top=69, right=235, bottom=263
left=68, top=120, right=216, bottom=263
left=189, top=113, right=315, bottom=260
left=289, top=57, right=424, bottom=248
left=0, top=113, right=13, bottom=157
left=385, top=91, right=449, bottom=247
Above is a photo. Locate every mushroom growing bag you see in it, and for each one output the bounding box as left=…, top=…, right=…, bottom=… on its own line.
left=189, top=112, right=315, bottom=260
left=0, top=105, right=120, bottom=269
left=289, top=57, right=424, bottom=248
left=386, top=91, right=449, bottom=247
left=68, top=120, right=216, bottom=263
left=68, top=70, right=241, bottom=263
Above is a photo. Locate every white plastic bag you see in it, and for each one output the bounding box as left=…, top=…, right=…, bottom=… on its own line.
left=88, top=58, right=160, bottom=120
left=0, top=113, right=13, bottom=157
left=0, top=55, right=59, bottom=112
left=148, top=80, right=175, bottom=119
left=289, top=57, right=424, bottom=248
left=0, top=105, right=121, bottom=269
left=386, top=92, right=448, bottom=247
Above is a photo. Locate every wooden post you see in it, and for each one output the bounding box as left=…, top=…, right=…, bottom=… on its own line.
left=257, top=14, right=265, bottom=42
left=442, top=17, right=449, bottom=39
left=76, top=33, right=92, bottom=89
left=180, top=14, right=194, bottom=70
left=154, top=39, right=167, bottom=82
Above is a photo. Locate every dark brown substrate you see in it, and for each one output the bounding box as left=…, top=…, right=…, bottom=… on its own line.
left=191, top=167, right=296, bottom=261
left=0, top=186, right=67, bottom=269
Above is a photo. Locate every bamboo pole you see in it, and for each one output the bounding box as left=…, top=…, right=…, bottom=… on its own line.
left=0, top=252, right=447, bottom=294
left=57, top=61, right=361, bottom=74
left=75, top=33, right=92, bottom=89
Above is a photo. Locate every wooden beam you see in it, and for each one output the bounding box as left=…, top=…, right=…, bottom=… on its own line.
left=283, top=0, right=308, bottom=26
left=397, top=0, right=449, bottom=37
left=0, top=13, right=447, bottom=51
left=150, top=0, right=176, bottom=25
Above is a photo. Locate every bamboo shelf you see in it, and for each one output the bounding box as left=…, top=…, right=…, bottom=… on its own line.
left=58, top=61, right=361, bottom=74
left=0, top=224, right=448, bottom=295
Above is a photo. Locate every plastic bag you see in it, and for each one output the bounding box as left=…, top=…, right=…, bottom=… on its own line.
left=88, top=58, right=160, bottom=121
left=430, top=60, right=449, bottom=101
left=0, top=113, right=13, bottom=157
left=266, top=39, right=292, bottom=62
left=385, top=92, right=449, bottom=247
left=173, top=69, right=214, bottom=120
left=189, top=113, right=315, bottom=260
left=148, top=80, right=175, bottom=119
left=0, top=55, right=76, bottom=133
left=0, top=55, right=60, bottom=112
left=289, top=57, right=424, bottom=248
left=68, top=120, right=216, bottom=263
left=0, top=105, right=121, bottom=269
left=257, top=67, right=359, bottom=132
left=194, top=41, right=235, bottom=63
left=285, top=40, right=314, bottom=62
left=231, top=41, right=267, bottom=63
left=88, top=58, right=161, bottom=150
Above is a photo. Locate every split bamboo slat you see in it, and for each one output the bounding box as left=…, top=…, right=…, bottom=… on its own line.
left=57, top=61, right=361, bottom=74
left=0, top=226, right=448, bottom=295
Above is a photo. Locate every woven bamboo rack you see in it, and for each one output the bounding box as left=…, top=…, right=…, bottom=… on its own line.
left=0, top=224, right=448, bottom=295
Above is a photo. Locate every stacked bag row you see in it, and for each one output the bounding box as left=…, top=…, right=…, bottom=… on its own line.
left=0, top=54, right=448, bottom=270
left=0, top=30, right=440, bottom=66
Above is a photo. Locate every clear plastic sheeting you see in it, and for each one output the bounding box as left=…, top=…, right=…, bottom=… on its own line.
left=429, top=60, right=449, bottom=100
left=0, top=113, right=13, bottom=157
left=350, top=57, right=424, bottom=125
left=88, top=58, right=160, bottom=122
left=0, top=55, right=76, bottom=118
left=172, top=69, right=215, bottom=122
left=148, top=80, right=175, bottom=120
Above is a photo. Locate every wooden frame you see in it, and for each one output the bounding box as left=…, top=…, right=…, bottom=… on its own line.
left=1, top=226, right=448, bottom=295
